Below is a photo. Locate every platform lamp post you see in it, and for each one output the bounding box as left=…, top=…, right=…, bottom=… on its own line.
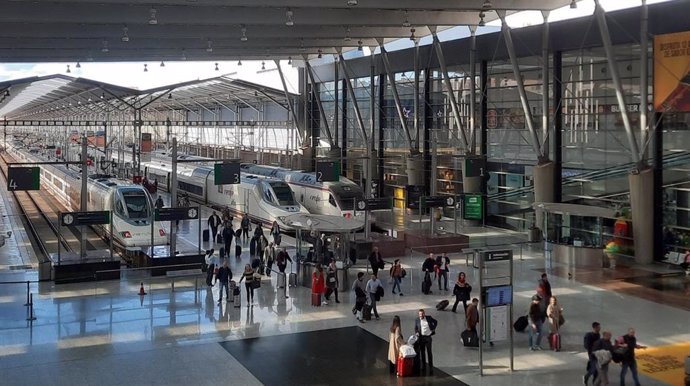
left=170, top=137, right=178, bottom=258
left=80, top=135, right=88, bottom=259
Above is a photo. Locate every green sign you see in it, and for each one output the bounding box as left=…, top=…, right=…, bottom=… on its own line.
left=463, top=194, right=483, bottom=220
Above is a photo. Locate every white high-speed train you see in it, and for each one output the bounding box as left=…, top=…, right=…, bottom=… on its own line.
left=10, top=147, right=168, bottom=248
left=142, top=156, right=308, bottom=228
left=238, top=163, right=366, bottom=219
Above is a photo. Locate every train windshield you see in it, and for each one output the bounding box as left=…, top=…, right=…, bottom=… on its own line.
left=267, top=182, right=297, bottom=206
left=331, top=184, right=364, bottom=210
left=122, top=191, right=150, bottom=219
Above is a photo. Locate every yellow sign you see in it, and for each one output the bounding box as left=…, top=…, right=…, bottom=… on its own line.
left=654, top=31, right=690, bottom=112
left=636, top=342, right=689, bottom=386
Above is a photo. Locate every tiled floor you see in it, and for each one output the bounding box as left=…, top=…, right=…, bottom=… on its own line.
left=0, top=195, right=688, bottom=386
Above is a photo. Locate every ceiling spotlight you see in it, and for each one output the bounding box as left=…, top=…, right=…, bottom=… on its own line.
left=285, top=9, right=294, bottom=26
left=402, top=11, right=411, bottom=28
left=75, top=61, right=81, bottom=69
left=215, top=62, right=219, bottom=71
left=240, top=25, right=248, bottom=42
left=101, top=40, right=109, bottom=53
left=344, top=27, right=352, bottom=42
left=144, top=63, right=148, bottom=72
left=160, top=61, right=165, bottom=67
left=237, top=59, right=242, bottom=66
left=357, top=40, right=363, bottom=51
left=148, top=8, right=158, bottom=25
left=206, top=40, right=213, bottom=53
left=409, top=28, right=416, bottom=40
left=482, top=0, right=493, bottom=9
left=570, top=0, right=577, bottom=9
left=478, top=11, right=486, bottom=27
left=168, top=93, right=172, bottom=99
left=347, top=0, right=358, bottom=5
left=288, top=56, right=292, bottom=65
left=121, top=25, right=129, bottom=42
left=317, top=49, right=322, bottom=59
left=66, top=65, right=71, bottom=74
left=261, top=61, right=265, bottom=70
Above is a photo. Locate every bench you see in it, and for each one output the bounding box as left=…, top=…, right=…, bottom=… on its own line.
left=166, top=269, right=203, bottom=293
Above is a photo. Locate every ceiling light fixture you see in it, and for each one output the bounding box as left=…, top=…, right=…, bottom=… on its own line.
left=317, top=49, right=322, bottom=59
left=121, top=25, right=129, bottom=42
left=482, top=0, right=493, bottom=10
left=570, top=0, right=577, bottom=9
left=240, top=25, right=248, bottom=42
left=215, top=62, right=219, bottom=71
left=261, top=61, right=265, bottom=70
left=238, top=59, right=242, bottom=66
left=347, top=0, right=358, bottom=6
left=357, top=40, right=363, bottom=51
left=206, top=39, right=213, bottom=52
left=285, top=9, right=294, bottom=26
left=66, top=65, right=71, bottom=74
left=160, top=61, right=165, bottom=67
left=344, top=27, right=352, bottom=42
left=101, top=40, right=109, bottom=53
left=148, top=8, right=158, bottom=25
left=144, top=64, right=148, bottom=72
left=478, top=11, right=486, bottom=27
left=402, top=11, right=411, bottom=28
left=409, top=28, right=416, bottom=40
left=75, top=61, right=81, bottom=69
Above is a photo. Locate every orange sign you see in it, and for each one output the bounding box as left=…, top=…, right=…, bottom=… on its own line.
left=654, top=30, right=690, bottom=112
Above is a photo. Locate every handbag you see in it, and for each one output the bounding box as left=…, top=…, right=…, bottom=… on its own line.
left=251, top=278, right=261, bottom=289
left=558, top=313, right=565, bottom=327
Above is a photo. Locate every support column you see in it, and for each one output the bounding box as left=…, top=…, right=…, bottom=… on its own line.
left=275, top=60, right=302, bottom=147
left=629, top=169, right=654, bottom=264
left=170, top=137, right=178, bottom=258
left=553, top=51, right=563, bottom=203
left=305, top=60, right=334, bottom=147
left=640, top=0, right=650, bottom=162
left=80, top=136, right=88, bottom=259
left=378, top=40, right=415, bottom=152
left=334, top=63, right=340, bottom=148
left=413, top=39, right=420, bottom=150
left=469, top=26, right=477, bottom=150
left=377, top=74, right=386, bottom=198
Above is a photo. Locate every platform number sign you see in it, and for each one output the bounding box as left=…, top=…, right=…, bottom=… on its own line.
left=316, top=161, right=340, bottom=182
left=7, top=167, right=40, bottom=191
left=213, top=162, right=241, bottom=185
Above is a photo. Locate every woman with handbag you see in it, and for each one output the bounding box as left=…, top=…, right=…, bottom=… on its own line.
left=238, top=264, right=257, bottom=306
left=270, top=221, right=281, bottom=246
left=388, top=315, right=405, bottom=374
left=312, top=266, right=326, bottom=306
left=325, top=258, right=340, bottom=304
left=452, top=272, right=472, bottom=313
left=389, top=259, right=404, bottom=296
left=546, top=296, right=564, bottom=351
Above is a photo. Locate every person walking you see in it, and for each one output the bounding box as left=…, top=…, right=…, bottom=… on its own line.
left=389, top=259, right=404, bottom=296
left=241, top=213, right=251, bottom=243
left=204, top=249, right=217, bottom=287
left=592, top=331, right=614, bottom=386
left=368, top=246, right=384, bottom=277
left=216, top=260, right=232, bottom=304
left=538, top=273, right=553, bottom=319
left=312, top=265, right=326, bottom=305
left=465, top=298, right=479, bottom=333
left=452, top=272, right=472, bottom=313
left=276, top=247, right=292, bottom=274
left=584, top=322, right=602, bottom=384
left=435, top=253, right=450, bottom=291
left=238, top=264, right=257, bottom=306
left=222, top=223, right=234, bottom=257
left=325, top=258, right=340, bottom=304
left=270, top=221, right=281, bottom=246
left=208, top=211, right=221, bottom=242
left=155, top=195, right=164, bottom=209
left=414, top=309, right=438, bottom=374
left=618, top=328, right=646, bottom=386
left=528, top=294, right=544, bottom=350
left=351, top=272, right=367, bottom=323
left=546, top=296, right=563, bottom=351
left=264, top=242, right=276, bottom=277
left=366, top=274, right=383, bottom=320
left=388, top=315, right=405, bottom=374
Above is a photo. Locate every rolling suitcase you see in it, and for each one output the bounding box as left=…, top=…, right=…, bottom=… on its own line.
left=436, top=299, right=449, bottom=311
left=397, top=357, right=414, bottom=377
left=288, top=272, right=297, bottom=287
left=311, top=293, right=321, bottom=307
left=202, top=229, right=210, bottom=242
left=233, top=286, right=241, bottom=308
left=514, top=316, right=529, bottom=332
left=363, top=304, right=372, bottom=320
left=461, top=329, right=479, bottom=347
left=550, top=333, right=561, bottom=351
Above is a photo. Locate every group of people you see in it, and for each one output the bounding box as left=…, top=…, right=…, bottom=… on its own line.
left=387, top=310, right=440, bottom=376
left=584, top=322, right=646, bottom=386
left=527, top=273, right=565, bottom=351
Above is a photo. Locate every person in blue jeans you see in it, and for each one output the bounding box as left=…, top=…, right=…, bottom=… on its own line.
left=216, top=260, right=232, bottom=304
left=619, top=328, right=646, bottom=386
left=389, top=259, right=403, bottom=295
left=528, top=295, right=543, bottom=350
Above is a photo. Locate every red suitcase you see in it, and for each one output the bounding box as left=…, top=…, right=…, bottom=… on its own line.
left=550, top=333, right=561, bottom=351
left=311, top=293, right=321, bottom=307
left=397, top=357, right=414, bottom=377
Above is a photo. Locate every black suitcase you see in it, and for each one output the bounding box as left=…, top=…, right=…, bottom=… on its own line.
left=216, top=234, right=223, bottom=244
left=422, top=272, right=432, bottom=294
left=363, top=304, right=372, bottom=321
left=219, top=247, right=225, bottom=259
left=235, top=229, right=242, bottom=238
left=461, top=329, right=479, bottom=347
left=436, top=299, right=450, bottom=311
left=514, top=315, right=529, bottom=332
left=235, top=245, right=242, bottom=258
left=203, top=229, right=210, bottom=242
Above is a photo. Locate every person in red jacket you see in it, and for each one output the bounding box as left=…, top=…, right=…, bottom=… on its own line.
left=312, top=266, right=326, bottom=305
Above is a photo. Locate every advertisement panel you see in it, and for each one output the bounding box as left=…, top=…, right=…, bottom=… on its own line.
left=654, top=30, right=690, bottom=112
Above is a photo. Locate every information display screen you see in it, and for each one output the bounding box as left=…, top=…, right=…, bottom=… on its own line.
left=484, top=285, right=512, bottom=307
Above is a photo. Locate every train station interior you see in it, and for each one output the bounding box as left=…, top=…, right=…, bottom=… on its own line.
left=0, top=1, right=689, bottom=385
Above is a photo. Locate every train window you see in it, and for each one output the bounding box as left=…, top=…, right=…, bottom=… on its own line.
left=115, top=200, right=125, bottom=217
left=270, top=183, right=296, bottom=206
left=122, top=192, right=149, bottom=219
left=328, top=194, right=337, bottom=208
left=262, top=183, right=275, bottom=204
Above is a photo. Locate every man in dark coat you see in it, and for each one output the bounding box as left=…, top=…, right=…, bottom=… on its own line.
left=414, top=309, right=438, bottom=374
left=208, top=211, right=221, bottom=241
left=368, top=246, right=384, bottom=276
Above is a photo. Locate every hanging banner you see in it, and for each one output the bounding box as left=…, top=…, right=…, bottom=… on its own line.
left=654, top=30, right=690, bottom=112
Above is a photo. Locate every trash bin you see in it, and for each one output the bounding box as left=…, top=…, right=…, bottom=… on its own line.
left=337, top=267, right=349, bottom=292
